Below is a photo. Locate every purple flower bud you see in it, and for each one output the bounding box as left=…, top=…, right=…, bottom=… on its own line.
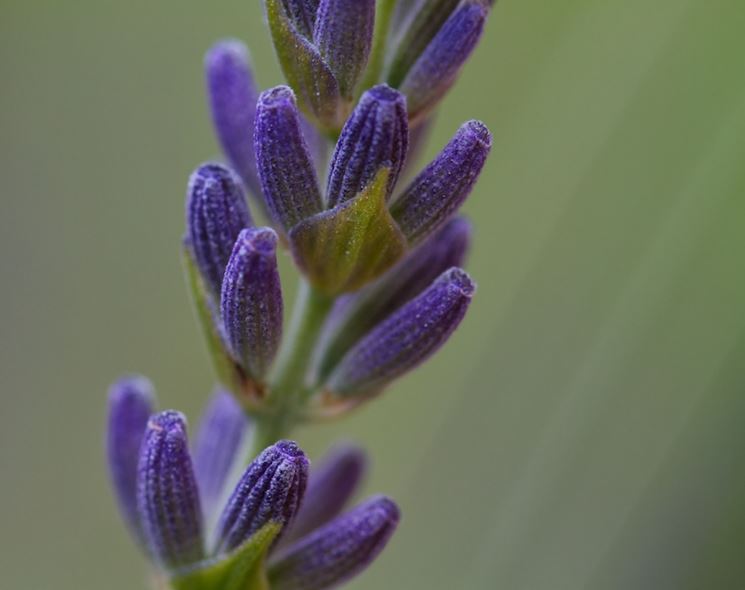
left=269, top=496, right=400, bottom=590
left=387, top=0, right=462, bottom=88
left=325, top=267, right=475, bottom=396
left=107, top=375, right=156, bottom=546
left=205, top=40, right=262, bottom=199
left=137, top=411, right=204, bottom=570
left=265, top=0, right=344, bottom=132
left=314, top=217, right=471, bottom=381
left=283, top=444, right=368, bottom=545
left=220, top=227, right=284, bottom=381
left=326, top=85, right=408, bottom=208
left=391, top=120, right=491, bottom=245
left=255, top=86, right=323, bottom=232
left=186, top=163, right=253, bottom=298
left=216, top=440, right=309, bottom=554
left=281, top=0, right=320, bottom=38
left=313, top=0, right=375, bottom=98
left=192, top=389, right=250, bottom=520
left=400, top=1, right=488, bottom=122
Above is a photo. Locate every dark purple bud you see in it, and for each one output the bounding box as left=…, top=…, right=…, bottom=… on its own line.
left=387, top=0, right=461, bottom=88
left=220, top=227, right=284, bottom=381
left=314, top=217, right=471, bottom=381
left=192, top=389, right=250, bottom=520
left=326, top=85, right=408, bottom=208
left=215, top=440, right=309, bottom=554
left=186, top=163, right=253, bottom=298
left=325, top=267, right=476, bottom=396
left=255, top=86, right=323, bottom=232
left=107, top=375, right=156, bottom=546
left=400, top=1, right=488, bottom=122
left=281, top=0, right=320, bottom=38
left=269, top=496, right=400, bottom=590
left=313, top=0, right=375, bottom=98
left=137, top=411, right=204, bottom=570
left=205, top=40, right=262, bottom=199
left=391, top=120, right=491, bottom=244
left=282, top=444, right=368, bottom=545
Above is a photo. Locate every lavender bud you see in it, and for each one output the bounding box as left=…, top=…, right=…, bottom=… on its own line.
left=326, top=85, right=408, bottom=208
left=387, top=0, right=461, bottom=88
left=265, top=0, right=344, bottom=132
left=205, top=40, right=262, bottom=199
left=186, top=163, right=253, bottom=298
left=192, top=389, right=250, bottom=520
left=107, top=375, right=156, bottom=546
left=325, top=267, right=476, bottom=397
left=400, top=1, right=488, bottom=122
left=281, top=0, right=320, bottom=38
left=313, top=0, right=375, bottom=98
left=137, top=411, right=204, bottom=570
left=391, top=120, right=491, bottom=244
left=220, top=227, right=284, bottom=381
left=255, top=86, right=323, bottom=232
left=314, top=217, right=471, bottom=381
left=215, top=440, right=309, bottom=553
left=269, top=496, right=400, bottom=590
left=283, top=444, right=368, bottom=545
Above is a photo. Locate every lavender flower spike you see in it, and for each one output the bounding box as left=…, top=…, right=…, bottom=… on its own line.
left=137, top=411, right=204, bottom=570
left=314, top=217, right=472, bottom=381
left=192, top=388, right=250, bottom=520
left=205, top=40, right=262, bottom=199
left=220, top=227, right=284, bottom=381
left=400, top=1, right=489, bottom=123
left=313, top=0, right=375, bottom=98
left=326, top=85, right=408, bottom=208
left=107, top=375, right=156, bottom=546
left=283, top=444, right=368, bottom=545
left=391, top=120, right=492, bottom=245
left=269, top=496, right=400, bottom=590
left=255, top=86, right=323, bottom=232
left=186, top=163, right=253, bottom=297
left=215, top=440, right=309, bottom=553
left=325, top=267, right=476, bottom=397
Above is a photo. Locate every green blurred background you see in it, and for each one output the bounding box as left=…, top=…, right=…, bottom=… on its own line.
left=2, top=0, right=745, bottom=588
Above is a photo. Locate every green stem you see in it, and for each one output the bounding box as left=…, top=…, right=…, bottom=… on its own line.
left=251, top=279, right=334, bottom=454
left=360, top=0, right=397, bottom=93
left=271, top=279, right=334, bottom=396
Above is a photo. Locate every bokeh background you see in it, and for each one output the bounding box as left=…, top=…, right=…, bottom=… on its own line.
left=2, top=0, right=745, bottom=588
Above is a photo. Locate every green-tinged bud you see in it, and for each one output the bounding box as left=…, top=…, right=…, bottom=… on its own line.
left=265, top=0, right=345, bottom=132
left=289, top=168, right=407, bottom=296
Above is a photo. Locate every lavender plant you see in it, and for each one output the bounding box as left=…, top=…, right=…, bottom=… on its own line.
left=107, top=1, right=494, bottom=588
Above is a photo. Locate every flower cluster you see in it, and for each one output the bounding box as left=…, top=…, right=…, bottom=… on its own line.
left=263, top=0, right=492, bottom=132
left=191, top=51, right=491, bottom=428
left=108, top=379, right=398, bottom=589
left=108, top=0, right=494, bottom=587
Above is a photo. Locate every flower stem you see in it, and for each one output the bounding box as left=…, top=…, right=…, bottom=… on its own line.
left=252, top=279, right=334, bottom=453
left=360, top=0, right=397, bottom=92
